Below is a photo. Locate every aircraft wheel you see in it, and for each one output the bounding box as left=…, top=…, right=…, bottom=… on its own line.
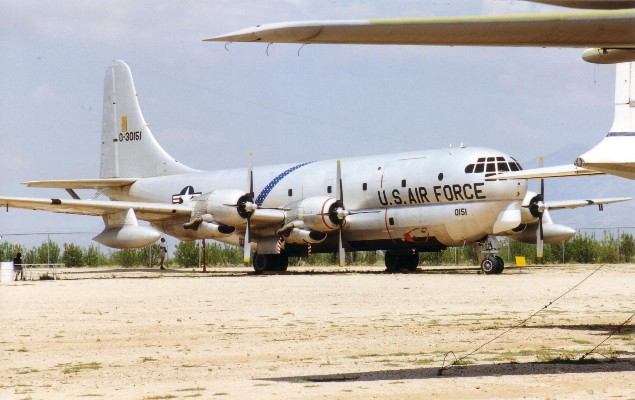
left=253, top=253, right=270, bottom=274
left=494, top=256, right=505, bottom=274
left=384, top=252, right=399, bottom=272
left=481, top=256, right=497, bottom=275
left=274, top=255, right=288, bottom=272
left=402, top=254, right=419, bottom=272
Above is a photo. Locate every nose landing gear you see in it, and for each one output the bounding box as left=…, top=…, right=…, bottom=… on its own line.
left=474, top=236, right=504, bottom=275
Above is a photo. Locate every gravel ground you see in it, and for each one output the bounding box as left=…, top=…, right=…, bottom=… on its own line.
left=1, top=264, right=634, bottom=399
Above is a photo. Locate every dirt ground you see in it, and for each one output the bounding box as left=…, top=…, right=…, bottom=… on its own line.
left=1, top=264, right=634, bottom=399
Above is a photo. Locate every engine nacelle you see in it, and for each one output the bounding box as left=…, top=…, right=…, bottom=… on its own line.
left=287, top=196, right=340, bottom=232
left=508, top=222, right=576, bottom=244
left=158, top=219, right=236, bottom=240
left=282, top=228, right=327, bottom=245
left=94, top=225, right=160, bottom=248
left=195, top=189, right=250, bottom=227
left=582, top=48, right=635, bottom=64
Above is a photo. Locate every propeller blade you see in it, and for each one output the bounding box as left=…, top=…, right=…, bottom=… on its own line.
left=244, top=152, right=254, bottom=266
left=338, top=228, right=345, bottom=267
left=535, top=156, right=545, bottom=259
left=336, top=159, right=343, bottom=203
left=335, top=159, right=346, bottom=267
left=244, top=219, right=251, bottom=265
left=540, top=178, right=544, bottom=198
left=536, top=213, right=544, bottom=259
left=248, top=151, right=254, bottom=197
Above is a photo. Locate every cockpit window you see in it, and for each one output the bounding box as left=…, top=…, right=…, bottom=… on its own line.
left=466, top=156, right=523, bottom=174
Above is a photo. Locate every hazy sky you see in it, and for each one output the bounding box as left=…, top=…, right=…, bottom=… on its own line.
left=1, top=0, right=633, bottom=248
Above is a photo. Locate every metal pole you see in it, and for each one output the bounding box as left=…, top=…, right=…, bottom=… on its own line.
left=617, top=228, right=621, bottom=263
left=562, top=240, right=565, bottom=264
left=202, top=239, right=207, bottom=272
left=507, top=239, right=510, bottom=264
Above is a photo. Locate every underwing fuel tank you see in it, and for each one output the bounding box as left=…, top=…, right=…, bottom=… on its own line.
left=93, top=225, right=160, bottom=248
left=93, top=208, right=160, bottom=248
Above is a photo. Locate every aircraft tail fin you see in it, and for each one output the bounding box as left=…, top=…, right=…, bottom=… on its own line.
left=609, top=61, right=635, bottom=133
left=575, top=62, right=635, bottom=179
left=100, top=60, right=198, bottom=179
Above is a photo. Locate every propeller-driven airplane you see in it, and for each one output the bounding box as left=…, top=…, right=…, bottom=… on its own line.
left=206, top=0, right=635, bottom=64
left=0, top=61, right=629, bottom=274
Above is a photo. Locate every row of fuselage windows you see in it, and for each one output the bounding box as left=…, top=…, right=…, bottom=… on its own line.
left=464, top=156, right=522, bottom=174
left=283, top=157, right=521, bottom=196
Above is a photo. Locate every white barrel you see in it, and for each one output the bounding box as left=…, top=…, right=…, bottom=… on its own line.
left=0, top=262, right=14, bottom=283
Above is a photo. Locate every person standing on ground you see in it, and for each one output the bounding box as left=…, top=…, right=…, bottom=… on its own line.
left=13, top=252, right=24, bottom=281
left=159, top=237, right=167, bottom=269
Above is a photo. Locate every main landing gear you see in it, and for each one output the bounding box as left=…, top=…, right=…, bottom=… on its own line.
left=252, top=252, right=288, bottom=274
left=384, top=250, right=419, bottom=273
left=474, top=235, right=504, bottom=275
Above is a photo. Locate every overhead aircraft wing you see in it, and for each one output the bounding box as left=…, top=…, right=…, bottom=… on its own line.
left=486, top=164, right=604, bottom=180
left=24, top=178, right=138, bottom=189
left=542, top=197, right=631, bottom=210
left=0, top=196, right=192, bottom=222
left=207, top=10, right=635, bottom=48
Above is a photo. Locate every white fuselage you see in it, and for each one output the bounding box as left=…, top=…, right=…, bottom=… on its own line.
left=103, top=146, right=528, bottom=253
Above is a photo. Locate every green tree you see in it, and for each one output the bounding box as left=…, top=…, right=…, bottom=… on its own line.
left=620, top=233, right=635, bottom=262
left=566, top=234, right=595, bottom=263
left=83, top=245, right=109, bottom=267
left=174, top=241, right=199, bottom=268
left=63, top=244, right=84, bottom=267
left=34, top=241, right=60, bottom=264
left=111, top=248, right=142, bottom=267
left=0, top=241, right=14, bottom=262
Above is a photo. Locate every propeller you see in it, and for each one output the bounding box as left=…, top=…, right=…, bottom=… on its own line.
left=529, top=156, right=545, bottom=259
left=243, top=152, right=255, bottom=265
left=330, top=160, right=347, bottom=267
left=327, top=160, right=380, bottom=265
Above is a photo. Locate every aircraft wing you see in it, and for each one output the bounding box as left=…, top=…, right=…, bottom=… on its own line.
left=0, top=196, right=192, bottom=222
left=23, top=178, right=138, bottom=189
left=486, top=164, right=604, bottom=180
left=207, top=10, right=635, bottom=48
left=542, top=197, right=631, bottom=210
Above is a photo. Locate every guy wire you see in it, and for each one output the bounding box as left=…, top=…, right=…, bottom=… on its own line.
left=438, top=263, right=608, bottom=376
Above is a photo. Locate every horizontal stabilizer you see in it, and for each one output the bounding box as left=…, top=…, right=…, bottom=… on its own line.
left=0, top=196, right=192, bottom=222
left=486, top=164, right=603, bottom=180
left=24, top=178, right=137, bottom=189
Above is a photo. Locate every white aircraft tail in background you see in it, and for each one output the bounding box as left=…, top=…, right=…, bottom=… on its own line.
left=574, top=62, right=635, bottom=179
left=492, top=62, right=635, bottom=181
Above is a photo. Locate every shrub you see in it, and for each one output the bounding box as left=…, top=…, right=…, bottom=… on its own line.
left=620, top=233, right=635, bottom=262
left=83, top=245, right=109, bottom=267
left=173, top=241, right=199, bottom=268
left=63, top=243, right=84, bottom=267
